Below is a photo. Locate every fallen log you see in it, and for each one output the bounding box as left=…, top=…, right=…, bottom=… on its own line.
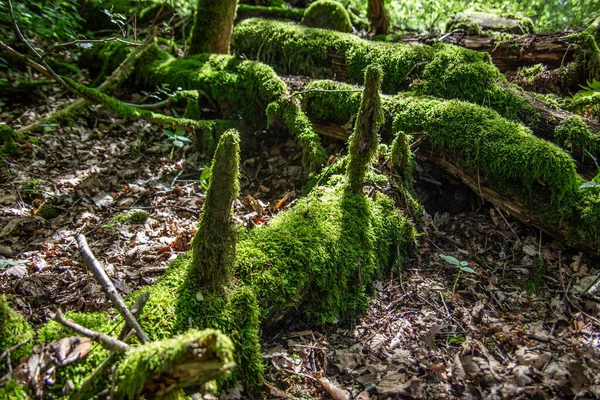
left=233, top=19, right=600, bottom=145
left=302, top=80, right=600, bottom=252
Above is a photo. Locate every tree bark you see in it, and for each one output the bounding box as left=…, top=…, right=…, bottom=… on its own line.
left=188, top=0, right=238, bottom=55
left=367, top=0, right=389, bottom=34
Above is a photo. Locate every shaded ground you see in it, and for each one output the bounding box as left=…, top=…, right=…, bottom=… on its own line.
left=1, top=78, right=600, bottom=399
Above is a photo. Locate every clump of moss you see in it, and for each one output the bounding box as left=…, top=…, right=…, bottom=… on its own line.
left=0, top=124, right=22, bottom=156
left=554, top=115, right=599, bottom=156
left=111, top=210, right=150, bottom=226
left=347, top=64, right=383, bottom=193
left=233, top=19, right=538, bottom=124
left=446, top=11, right=534, bottom=35
left=0, top=296, right=34, bottom=369
left=520, top=64, right=546, bottom=79
left=115, top=329, right=235, bottom=399
left=191, top=130, right=240, bottom=292
left=566, top=91, right=600, bottom=119
left=301, top=0, right=353, bottom=33
left=0, top=379, right=28, bottom=399
left=389, top=130, right=415, bottom=187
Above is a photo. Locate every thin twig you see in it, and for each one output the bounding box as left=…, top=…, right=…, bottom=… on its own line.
left=43, top=37, right=141, bottom=59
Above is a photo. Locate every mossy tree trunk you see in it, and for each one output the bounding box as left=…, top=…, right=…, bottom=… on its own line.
left=347, top=64, right=383, bottom=193
left=188, top=0, right=239, bottom=55
left=191, top=130, right=241, bottom=291
left=367, top=0, right=389, bottom=34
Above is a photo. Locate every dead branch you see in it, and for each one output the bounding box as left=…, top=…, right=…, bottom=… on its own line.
left=76, top=234, right=149, bottom=344
left=53, top=310, right=130, bottom=353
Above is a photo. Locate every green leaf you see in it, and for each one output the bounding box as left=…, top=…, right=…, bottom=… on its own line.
left=459, top=260, right=469, bottom=267
left=173, top=140, right=184, bottom=148
left=176, top=136, right=192, bottom=143
left=0, top=259, right=18, bottom=269
left=440, top=254, right=460, bottom=266
left=200, top=166, right=212, bottom=190
left=459, top=266, right=476, bottom=274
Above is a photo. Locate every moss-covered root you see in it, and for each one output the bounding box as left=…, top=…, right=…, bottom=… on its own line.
left=115, top=329, right=235, bottom=400
left=188, top=0, right=238, bottom=55
left=347, top=64, right=384, bottom=193
left=301, top=0, right=353, bottom=33
left=191, top=130, right=241, bottom=292
left=266, top=98, right=326, bottom=171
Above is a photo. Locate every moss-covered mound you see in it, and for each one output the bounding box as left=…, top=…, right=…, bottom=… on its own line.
left=233, top=18, right=537, bottom=123
left=303, top=79, right=600, bottom=248
left=134, top=177, right=415, bottom=387
left=301, top=0, right=353, bottom=33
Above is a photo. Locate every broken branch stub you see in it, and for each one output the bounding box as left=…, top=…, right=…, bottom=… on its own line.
left=191, top=130, right=241, bottom=291
left=347, top=64, right=384, bottom=193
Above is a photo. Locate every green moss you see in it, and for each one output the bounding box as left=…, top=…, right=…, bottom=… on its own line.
left=266, top=99, right=326, bottom=171
left=191, top=131, right=240, bottom=292
left=301, top=0, right=352, bottom=33
left=111, top=210, right=150, bottom=226
left=0, top=379, right=28, bottom=399
left=566, top=91, right=600, bottom=119
left=233, top=19, right=538, bottom=124
left=390, top=130, right=415, bottom=187
left=0, top=124, right=21, bottom=156
left=115, top=329, right=235, bottom=400
left=446, top=11, right=534, bottom=35
left=554, top=115, right=599, bottom=156
left=347, top=64, right=383, bottom=193
left=79, top=41, right=132, bottom=87
left=0, top=296, right=34, bottom=369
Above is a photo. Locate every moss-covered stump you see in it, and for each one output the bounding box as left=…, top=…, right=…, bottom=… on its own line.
left=301, top=0, right=353, bottom=33
left=116, top=329, right=235, bottom=399
left=347, top=64, right=383, bottom=193
left=233, top=18, right=537, bottom=123
left=301, top=79, right=600, bottom=250
left=191, top=131, right=240, bottom=291
left=133, top=176, right=415, bottom=390
left=446, top=11, right=534, bottom=35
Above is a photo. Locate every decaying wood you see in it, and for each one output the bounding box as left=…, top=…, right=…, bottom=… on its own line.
left=76, top=234, right=150, bottom=344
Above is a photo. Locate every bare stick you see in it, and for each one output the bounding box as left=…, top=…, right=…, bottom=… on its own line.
left=76, top=234, right=149, bottom=343
left=54, top=310, right=130, bottom=353
left=118, top=293, right=149, bottom=341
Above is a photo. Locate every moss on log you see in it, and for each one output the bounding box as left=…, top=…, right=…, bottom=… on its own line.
left=115, top=329, right=235, bottom=399
left=233, top=18, right=537, bottom=124
left=302, top=79, right=600, bottom=250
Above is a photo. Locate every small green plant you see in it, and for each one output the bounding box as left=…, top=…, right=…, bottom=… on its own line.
left=448, top=334, right=466, bottom=345
left=163, top=129, right=192, bottom=159
left=199, top=166, right=212, bottom=191
left=23, top=179, right=41, bottom=198
left=440, top=254, right=476, bottom=293
left=106, top=210, right=149, bottom=228
left=574, top=79, right=600, bottom=100
left=523, top=257, right=546, bottom=294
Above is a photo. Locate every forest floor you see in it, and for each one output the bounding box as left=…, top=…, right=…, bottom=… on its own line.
left=1, top=79, right=600, bottom=399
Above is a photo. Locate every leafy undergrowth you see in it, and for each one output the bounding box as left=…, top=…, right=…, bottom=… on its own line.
left=1, top=79, right=600, bottom=399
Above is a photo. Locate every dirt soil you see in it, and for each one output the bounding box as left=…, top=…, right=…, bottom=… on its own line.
left=1, top=79, right=600, bottom=399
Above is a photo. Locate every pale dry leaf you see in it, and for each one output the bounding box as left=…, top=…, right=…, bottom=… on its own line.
left=316, top=376, right=349, bottom=400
